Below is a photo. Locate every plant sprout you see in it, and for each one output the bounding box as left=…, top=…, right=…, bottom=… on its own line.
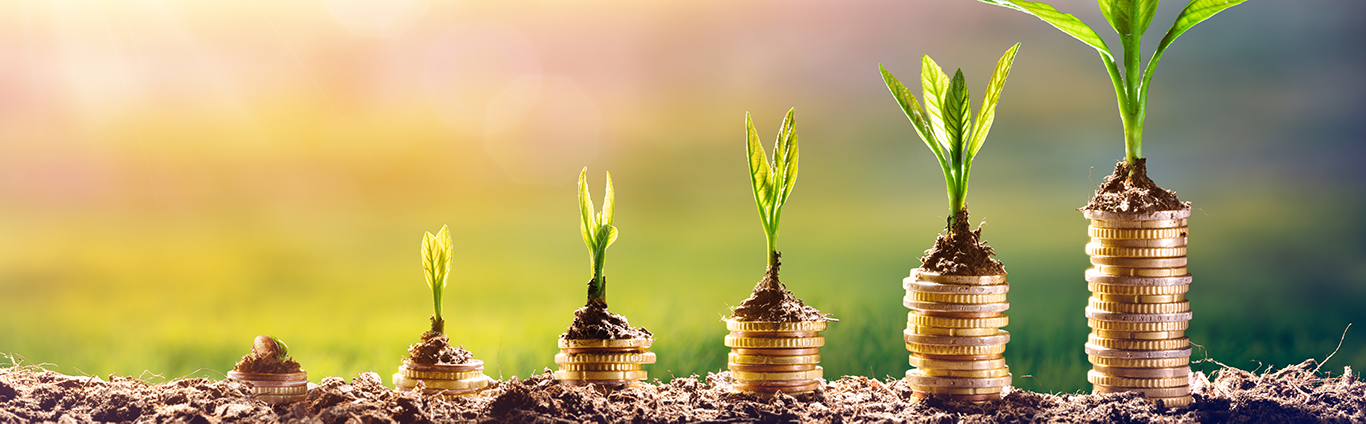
left=422, top=225, right=453, bottom=334
left=880, top=44, right=1020, bottom=230
left=578, top=167, right=618, bottom=306
left=745, top=108, right=798, bottom=270
left=975, top=0, right=1246, bottom=175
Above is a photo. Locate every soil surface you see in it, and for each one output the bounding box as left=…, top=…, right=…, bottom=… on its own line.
left=1, top=358, right=1359, bottom=423
left=920, top=209, right=1006, bottom=276
left=231, top=336, right=302, bottom=374
left=1082, top=159, right=1190, bottom=213
left=730, top=253, right=830, bottom=322
left=563, top=298, right=652, bottom=340
left=407, top=332, right=474, bottom=365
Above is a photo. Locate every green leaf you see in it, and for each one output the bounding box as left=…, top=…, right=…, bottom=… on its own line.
left=602, top=171, right=615, bottom=227
left=421, top=225, right=452, bottom=291
left=577, top=167, right=596, bottom=250
left=745, top=113, right=774, bottom=214
left=944, top=69, right=972, bottom=166
left=773, top=108, right=799, bottom=208
left=920, top=55, right=953, bottom=154
left=604, top=225, right=618, bottom=249
left=1098, top=0, right=1158, bottom=37
left=880, top=64, right=950, bottom=171
left=976, top=0, right=1113, bottom=62
left=1141, top=0, right=1247, bottom=107
left=968, top=43, right=1020, bottom=159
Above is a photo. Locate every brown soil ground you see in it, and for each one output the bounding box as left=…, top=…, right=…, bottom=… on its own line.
left=1, top=358, right=1359, bottom=423
left=731, top=253, right=830, bottom=322
left=407, top=332, right=475, bottom=365
left=920, top=209, right=1006, bottom=276
left=1083, top=159, right=1190, bottom=213
left=563, top=298, right=653, bottom=340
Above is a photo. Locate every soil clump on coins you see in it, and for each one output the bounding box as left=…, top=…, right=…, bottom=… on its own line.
left=1082, top=159, right=1190, bottom=213
left=563, top=298, right=651, bottom=340
left=1, top=359, right=1359, bottom=422
left=731, top=253, right=829, bottom=322
left=232, top=336, right=301, bottom=374
left=919, top=209, right=1006, bottom=276
left=407, top=332, right=474, bottom=365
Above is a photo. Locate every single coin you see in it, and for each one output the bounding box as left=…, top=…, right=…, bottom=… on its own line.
left=1092, top=329, right=1186, bottom=340
left=732, top=348, right=820, bottom=356
left=918, top=311, right=1005, bottom=318
left=904, top=299, right=1010, bottom=313
left=908, top=291, right=1009, bottom=304
left=1092, top=366, right=1190, bottom=379
left=905, top=370, right=1011, bottom=389
left=1093, top=265, right=1189, bottom=278
left=555, top=352, right=657, bottom=365
left=1088, top=298, right=1191, bottom=314
left=726, top=319, right=828, bottom=333
left=908, top=313, right=1009, bottom=329
left=1091, top=256, right=1188, bottom=268
left=1087, top=336, right=1190, bottom=351
left=903, top=279, right=1010, bottom=294
left=916, top=353, right=1004, bottom=361
left=559, top=338, right=653, bottom=349
left=730, top=378, right=821, bottom=388
left=1088, top=319, right=1189, bottom=332
left=1094, top=293, right=1186, bottom=304
left=1089, top=283, right=1190, bottom=296
left=729, top=353, right=821, bottom=365
left=904, top=330, right=1010, bottom=347
left=401, top=359, right=486, bottom=373
left=731, top=331, right=820, bottom=338
left=913, top=269, right=1007, bottom=286
left=1086, top=244, right=1188, bottom=258
left=394, top=374, right=491, bottom=390
left=916, top=393, right=1002, bottom=402
left=1086, top=307, right=1192, bottom=323
left=1149, top=395, right=1195, bottom=408
left=557, top=362, right=643, bottom=372
left=909, top=355, right=1006, bottom=370
left=1088, top=226, right=1188, bottom=240
left=227, top=371, right=307, bottom=382
left=906, top=342, right=1006, bottom=356
left=1083, top=208, right=1192, bottom=221
left=730, top=367, right=823, bottom=381
left=1088, top=355, right=1189, bottom=368
left=919, top=367, right=1011, bottom=378
left=1085, top=271, right=1192, bottom=287
left=1088, top=370, right=1188, bottom=388
left=239, top=379, right=308, bottom=388
left=732, top=381, right=822, bottom=394
left=552, top=370, right=649, bottom=381
left=1093, top=384, right=1190, bottom=398
left=728, top=363, right=816, bottom=373
left=725, top=335, right=824, bottom=349
left=400, top=367, right=487, bottom=381
left=1088, top=218, right=1187, bottom=229
left=1085, top=344, right=1191, bottom=359
left=908, top=325, right=999, bottom=337
left=1089, top=237, right=1187, bottom=248
left=909, top=384, right=1005, bottom=395
left=246, top=384, right=308, bottom=395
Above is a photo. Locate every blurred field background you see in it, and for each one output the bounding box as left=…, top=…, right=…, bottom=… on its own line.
left=0, top=1, right=1362, bottom=394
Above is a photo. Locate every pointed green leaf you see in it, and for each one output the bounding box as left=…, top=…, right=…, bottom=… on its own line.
left=602, top=171, right=615, bottom=227
left=604, top=225, right=618, bottom=249
left=1098, top=0, right=1157, bottom=36
left=944, top=69, right=972, bottom=166
left=976, top=0, right=1113, bottom=61
left=577, top=167, right=597, bottom=251
left=745, top=113, right=774, bottom=212
left=881, top=64, right=951, bottom=172
left=1141, top=0, right=1247, bottom=104
left=920, top=55, right=954, bottom=155
left=773, top=108, right=798, bottom=208
left=968, top=43, right=1020, bottom=159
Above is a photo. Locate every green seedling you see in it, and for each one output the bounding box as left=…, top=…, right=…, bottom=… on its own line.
left=578, top=167, right=618, bottom=305
left=422, top=225, right=453, bottom=334
left=746, top=108, right=799, bottom=271
left=975, top=0, right=1245, bottom=174
left=880, top=44, right=1020, bottom=230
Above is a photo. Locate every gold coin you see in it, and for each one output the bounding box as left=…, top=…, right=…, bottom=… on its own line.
left=909, top=384, right=1005, bottom=395
left=552, top=370, right=649, bottom=381
left=919, top=367, right=1011, bottom=378
left=904, top=369, right=1011, bottom=388
left=907, top=291, right=1009, bottom=304
left=724, top=335, right=824, bottom=349
left=400, top=367, right=487, bottom=381
left=1089, top=237, right=1187, bottom=248
left=909, top=355, right=1006, bottom=370
left=1085, top=344, right=1190, bottom=359
left=725, top=319, right=828, bottom=333
left=731, top=331, right=820, bottom=338
left=912, top=269, right=1007, bottom=286
left=1088, top=319, right=1189, bottom=332
left=247, top=384, right=308, bottom=395
left=1088, top=226, right=1188, bottom=240
left=907, top=325, right=999, bottom=337
left=1086, top=307, right=1192, bottom=323
left=555, top=352, right=657, bottom=365
left=1083, top=208, right=1191, bottom=221
left=904, top=279, right=1010, bottom=295
left=556, top=362, right=642, bottom=372
left=1149, top=395, right=1194, bottom=408
left=1089, top=298, right=1191, bottom=314
left=1093, top=266, right=1189, bottom=277
left=1093, top=384, right=1190, bottom=398
left=1092, top=329, right=1186, bottom=340
left=1088, top=283, right=1189, bottom=296
left=393, top=374, right=491, bottom=390
left=1088, top=370, right=1188, bottom=388
left=730, top=367, right=823, bottom=381
left=728, top=363, right=816, bottom=373
left=1085, top=271, right=1192, bottom=286
left=732, top=348, right=820, bottom=356
left=907, top=313, right=1008, bottom=329
left=732, top=381, right=822, bottom=394
left=558, top=338, right=653, bottom=349
left=1086, top=244, right=1187, bottom=258
left=1092, top=366, right=1189, bottom=378
left=904, top=330, right=1010, bottom=346
left=1087, top=334, right=1190, bottom=351
left=1088, top=356, right=1189, bottom=368
left=906, top=342, right=1006, bottom=356
left=227, top=371, right=308, bottom=382
left=1090, top=256, right=1188, bottom=268
left=1089, top=218, right=1186, bottom=229
left=729, top=353, right=821, bottom=365
left=1093, top=293, right=1186, bottom=303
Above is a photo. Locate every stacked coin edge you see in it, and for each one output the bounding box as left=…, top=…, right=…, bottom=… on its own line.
left=227, top=370, right=308, bottom=405
left=725, top=318, right=827, bottom=395
left=554, top=337, right=655, bottom=388
left=393, top=358, right=493, bottom=398
left=903, top=268, right=1012, bottom=402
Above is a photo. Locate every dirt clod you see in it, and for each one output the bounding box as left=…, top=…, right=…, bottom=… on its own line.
left=407, top=332, right=474, bottom=365
left=920, top=209, right=1006, bottom=276
left=231, top=336, right=302, bottom=374
left=730, top=252, right=830, bottom=322
left=563, top=298, right=652, bottom=340
left=1083, top=158, right=1190, bottom=213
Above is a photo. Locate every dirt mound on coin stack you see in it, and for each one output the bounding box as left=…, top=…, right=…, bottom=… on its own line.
left=2, top=356, right=1359, bottom=422
left=920, top=209, right=1006, bottom=276
left=1083, top=159, right=1189, bottom=213
left=563, top=298, right=652, bottom=340
left=731, top=253, right=828, bottom=322
left=407, top=332, right=474, bottom=365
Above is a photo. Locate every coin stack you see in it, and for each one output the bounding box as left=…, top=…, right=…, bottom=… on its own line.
left=393, top=358, right=492, bottom=398
left=553, top=337, right=656, bottom=389
left=228, top=370, right=308, bottom=405
left=1084, top=208, right=1194, bottom=408
left=901, top=269, right=1012, bottom=402
left=724, top=319, right=826, bottom=395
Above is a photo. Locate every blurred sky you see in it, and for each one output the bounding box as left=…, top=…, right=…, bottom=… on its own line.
left=0, top=1, right=1362, bottom=390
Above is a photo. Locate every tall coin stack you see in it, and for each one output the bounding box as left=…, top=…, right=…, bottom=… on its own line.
left=554, top=338, right=655, bottom=389
left=393, top=359, right=492, bottom=399
left=902, top=269, right=1012, bottom=402
left=1083, top=208, right=1193, bottom=408
left=724, top=319, right=826, bottom=395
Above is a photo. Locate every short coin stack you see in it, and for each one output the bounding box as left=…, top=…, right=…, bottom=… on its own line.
left=228, top=370, right=308, bottom=405
left=393, top=359, right=492, bottom=398
left=554, top=338, right=656, bottom=389
left=1084, top=208, right=1194, bottom=408
left=724, top=319, right=826, bottom=395
left=902, top=269, right=1012, bottom=402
